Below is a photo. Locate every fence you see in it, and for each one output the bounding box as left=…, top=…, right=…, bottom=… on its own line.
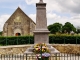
left=0, top=53, right=80, bottom=60
left=0, top=54, right=26, bottom=60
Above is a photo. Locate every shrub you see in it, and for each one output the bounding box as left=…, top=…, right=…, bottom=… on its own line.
left=0, top=35, right=80, bottom=46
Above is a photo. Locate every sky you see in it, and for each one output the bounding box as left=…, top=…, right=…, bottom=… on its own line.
left=0, top=0, right=80, bottom=31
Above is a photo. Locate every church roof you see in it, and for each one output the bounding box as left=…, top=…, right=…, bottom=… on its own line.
left=6, top=7, right=36, bottom=25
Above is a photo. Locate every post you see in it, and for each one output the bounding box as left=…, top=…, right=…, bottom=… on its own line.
left=26, top=54, right=27, bottom=60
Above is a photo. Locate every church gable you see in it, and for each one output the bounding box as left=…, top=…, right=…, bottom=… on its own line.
left=6, top=7, right=35, bottom=25
left=3, top=7, right=36, bottom=36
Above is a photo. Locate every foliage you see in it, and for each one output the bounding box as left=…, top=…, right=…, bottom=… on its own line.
left=0, top=36, right=34, bottom=45
left=48, top=23, right=62, bottom=34
left=62, top=22, right=76, bottom=33
left=48, top=22, right=76, bottom=34
left=76, top=28, right=80, bottom=34
left=49, top=35, right=80, bottom=44
left=0, top=35, right=80, bottom=45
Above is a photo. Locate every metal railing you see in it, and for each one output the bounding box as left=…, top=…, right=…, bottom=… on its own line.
left=0, top=53, right=80, bottom=60
left=0, top=54, right=26, bottom=60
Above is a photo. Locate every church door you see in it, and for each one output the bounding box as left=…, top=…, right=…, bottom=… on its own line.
left=15, top=33, right=21, bottom=36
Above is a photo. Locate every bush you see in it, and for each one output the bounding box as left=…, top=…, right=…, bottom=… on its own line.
left=0, top=36, right=34, bottom=45
left=0, top=35, right=80, bottom=46
left=49, top=35, right=80, bottom=44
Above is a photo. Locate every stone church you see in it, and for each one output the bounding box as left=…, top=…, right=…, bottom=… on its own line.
left=2, top=7, right=36, bottom=36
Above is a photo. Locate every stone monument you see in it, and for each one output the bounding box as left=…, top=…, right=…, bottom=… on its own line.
left=33, top=0, right=50, bottom=43
left=24, top=0, right=59, bottom=54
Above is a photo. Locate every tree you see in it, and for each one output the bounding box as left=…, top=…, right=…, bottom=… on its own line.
left=62, top=22, right=76, bottom=33
left=48, top=23, right=62, bottom=34
left=76, top=27, right=80, bottom=34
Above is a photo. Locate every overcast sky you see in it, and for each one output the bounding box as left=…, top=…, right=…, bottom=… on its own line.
left=0, top=0, right=80, bottom=31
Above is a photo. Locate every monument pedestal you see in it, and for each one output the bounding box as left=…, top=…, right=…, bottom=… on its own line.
left=34, top=29, right=50, bottom=43
left=24, top=44, right=59, bottom=54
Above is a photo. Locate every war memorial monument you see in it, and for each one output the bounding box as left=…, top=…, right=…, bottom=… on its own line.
left=24, top=0, right=59, bottom=55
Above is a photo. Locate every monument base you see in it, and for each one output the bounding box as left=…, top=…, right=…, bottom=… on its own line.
left=33, top=29, right=50, bottom=43
left=24, top=44, right=59, bottom=54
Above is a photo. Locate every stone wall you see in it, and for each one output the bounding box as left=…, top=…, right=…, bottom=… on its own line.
left=0, top=45, right=31, bottom=54
left=0, top=44, right=79, bottom=54
left=53, top=44, right=80, bottom=54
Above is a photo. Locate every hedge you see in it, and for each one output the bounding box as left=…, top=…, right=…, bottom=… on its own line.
left=0, top=36, right=34, bottom=45
left=49, top=36, right=80, bottom=44
left=0, top=35, right=80, bottom=45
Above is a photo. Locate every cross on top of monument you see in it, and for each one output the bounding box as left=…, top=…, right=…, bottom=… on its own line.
left=39, top=0, right=43, bottom=3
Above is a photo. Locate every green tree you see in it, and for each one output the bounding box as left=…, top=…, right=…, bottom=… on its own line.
left=62, top=22, right=76, bottom=33
left=76, top=28, right=80, bottom=34
left=48, top=23, right=62, bottom=34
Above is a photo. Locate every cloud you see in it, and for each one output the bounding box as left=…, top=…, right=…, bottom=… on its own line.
left=55, top=0, right=80, bottom=14
left=18, top=4, right=26, bottom=10
left=47, top=13, right=80, bottom=27
left=25, top=0, right=80, bottom=28
left=0, top=0, right=23, bottom=3
left=29, top=14, right=36, bottom=23
left=25, top=0, right=80, bottom=14
left=0, top=15, right=10, bottom=31
left=25, top=0, right=38, bottom=5
left=29, top=13, right=80, bottom=27
left=0, top=0, right=80, bottom=31
left=0, top=14, right=80, bottom=32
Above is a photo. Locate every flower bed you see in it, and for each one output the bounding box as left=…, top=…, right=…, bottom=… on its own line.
left=33, top=43, right=50, bottom=60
